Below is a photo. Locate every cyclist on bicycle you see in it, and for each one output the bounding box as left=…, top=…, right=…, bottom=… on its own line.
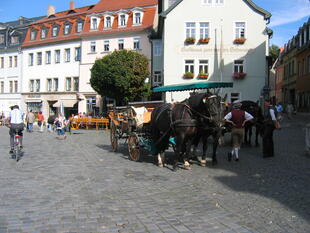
left=7, top=105, right=24, bottom=154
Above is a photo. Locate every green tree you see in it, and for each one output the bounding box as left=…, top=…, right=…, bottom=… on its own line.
left=90, top=50, right=151, bottom=105
left=269, top=44, right=280, bottom=64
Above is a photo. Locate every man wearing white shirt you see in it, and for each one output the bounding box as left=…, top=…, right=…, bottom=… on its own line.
left=8, top=105, right=24, bottom=154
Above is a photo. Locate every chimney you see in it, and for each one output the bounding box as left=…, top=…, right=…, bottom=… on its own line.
left=47, top=5, right=55, bottom=17
left=70, top=0, right=75, bottom=10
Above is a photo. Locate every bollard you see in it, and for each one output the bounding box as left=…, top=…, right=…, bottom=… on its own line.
left=306, top=123, right=310, bottom=155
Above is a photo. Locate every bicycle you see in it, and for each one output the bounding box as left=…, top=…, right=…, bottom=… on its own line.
left=12, top=128, right=22, bottom=161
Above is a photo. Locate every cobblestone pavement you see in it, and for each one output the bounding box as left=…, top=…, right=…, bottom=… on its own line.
left=0, top=114, right=309, bottom=233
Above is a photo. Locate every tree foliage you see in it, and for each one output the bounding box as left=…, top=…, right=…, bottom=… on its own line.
left=90, top=50, right=151, bottom=105
left=269, top=44, right=280, bottom=64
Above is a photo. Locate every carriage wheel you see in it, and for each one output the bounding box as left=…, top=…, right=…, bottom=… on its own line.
left=110, top=122, right=118, bottom=152
left=128, top=133, right=141, bottom=161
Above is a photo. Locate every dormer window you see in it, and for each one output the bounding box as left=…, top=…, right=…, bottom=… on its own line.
left=134, top=13, right=141, bottom=25
left=64, top=24, right=71, bottom=35
left=11, top=36, right=19, bottom=44
left=119, top=15, right=126, bottom=27
left=76, top=22, right=83, bottom=33
left=91, top=17, right=99, bottom=30
left=41, top=28, right=47, bottom=39
left=52, top=26, right=58, bottom=37
left=105, top=16, right=112, bottom=28
left=30, top=30, right=37, bottom=40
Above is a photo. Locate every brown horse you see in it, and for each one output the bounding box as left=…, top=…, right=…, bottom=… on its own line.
left=150, top=102, right=197, bottom=171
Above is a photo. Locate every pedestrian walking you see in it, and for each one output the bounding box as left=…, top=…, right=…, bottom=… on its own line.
left=286, top=103, right=294, bottom=120
left=224, top=100, right=254, bottom=161
left=26, top=110, right=35, bottom=132
left=262, top=101, right=281, bottom=158
left=276, top=102, right=283, bottom=122
left=55, top=114, right=67, bottom=139
left=47, top=115, right=56, bottom=132
left=37, top=111, right=44, bottom=132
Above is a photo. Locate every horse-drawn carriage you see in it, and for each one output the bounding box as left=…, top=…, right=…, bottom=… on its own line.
left=109, top=82, right=233, bottom=170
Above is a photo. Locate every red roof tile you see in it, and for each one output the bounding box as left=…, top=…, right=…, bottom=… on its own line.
left=91, top=0, right=157, bottom=13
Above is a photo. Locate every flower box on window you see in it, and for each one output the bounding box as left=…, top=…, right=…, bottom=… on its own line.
left=197, top=72, right=209, bottom=79
left=232, top=72, right=246, bottom=79
left=199, top=38, right=210, bottom=44
left=185, top=37, right=195, bottom=44
left=234, top=37, right=246, bottom=44
left=183, top=72, right=194, bottom=79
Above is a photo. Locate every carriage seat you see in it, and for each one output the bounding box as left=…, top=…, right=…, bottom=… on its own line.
left=131, top=106, right=150, bottom=128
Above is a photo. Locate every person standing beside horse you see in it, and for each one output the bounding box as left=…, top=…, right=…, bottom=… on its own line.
left=224, top=100, right=254, bottom=161
left=262, top=101, right=281, bottom=158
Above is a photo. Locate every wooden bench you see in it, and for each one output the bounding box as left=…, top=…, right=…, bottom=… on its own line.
left=70, top=118, right=110, bottom=130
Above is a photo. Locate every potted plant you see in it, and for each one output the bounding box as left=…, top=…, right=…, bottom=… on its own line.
left=232, top=72, right=247, bottom=79
left=199, top=38, right=210, bottom=44
left=183, top=72, right=194, bottom=79
left=197, top=72, right=209, bottom=79
left=234, top=37, right=246, bottom=44
left=185, top=37, right=195, bottom=44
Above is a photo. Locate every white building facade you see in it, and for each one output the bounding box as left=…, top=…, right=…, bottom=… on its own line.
left=154, top=0, right=272, bottom=103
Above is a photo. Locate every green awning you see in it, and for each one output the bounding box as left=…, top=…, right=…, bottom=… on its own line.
left=153, top=82, right=233, bottom=93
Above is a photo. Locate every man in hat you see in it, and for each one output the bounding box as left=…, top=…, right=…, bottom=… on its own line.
left=262, top=101, right=281, bottom=158
left=224, top=100, right=254, bottom=161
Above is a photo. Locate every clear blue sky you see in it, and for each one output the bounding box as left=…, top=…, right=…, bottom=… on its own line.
left=0, top=0, right=309, bottom=47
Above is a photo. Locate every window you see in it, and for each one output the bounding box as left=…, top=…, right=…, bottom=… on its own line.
left=9, top=81, right=13, bottom=93
left=66, top=77, right=72, bottom=91
left=75, top=47, right=81, bottom=61
left=52, top=27, right=58, bottom=37
left=29, top=53, right=34, bottom=66
left=185, top=60, right=194, bottom=73
left=308, top=55, right=310, bottom=73
left=214, top=0, right=224, bottom=5
left=119, top=14, right=126, bottom=27
left=235, top=22, right=245, bottom=39
left=64, top=24, right=70, bottom=35
left=47, top=79, right=52, bottom=92
left=46, top=51, right=51, bottom=64
left=11, top=36, right=19, bottom=44
left=77, top=22, right=83, bottom=33
left=105, top=16, right=112, bottom=28
left=31, top=30, right=36, bottom=40
left=35, top=79, right=40, bottom=92
left=86, top=96, right=96, bottom=113
left=186, top=23, right=196, bottom=39
left=90, top=41, right=96, bottom=53
left=9, top=56, right=12, bottom=67
left=154, top=41, right=161, bottom=56
left=0, top=57, right=4, bottom=68
left=134, top=12, right=141, bottom=25
left=73, top=77, right=79, bottom=91
left=0, top=81, right=4, bottom=93
left=199, top=60, right=208, bottom=73
left=29, top=80, right=34, bottom=92
left=104, top=40, right=110, bottom=52
left=64, top=48, right=70, bottom=62
left=234, top=60, right=244, bottom=73
left=55, top=50, right=60, bottom=63
left=0, top=34, right=4, bottom=44
left=153, top=71, right=162, bottom=85
left=14, top=56, right=17, bottom=67
left=202, top=0, right=224, bottom=5
left=118, top=39, right=124, bottom=50
left=91, top=17, right=98, bottom=30
left=37, top=52, right=42, bottom=65
left=230, top=92, right=240, bottom=103
left=53, top=78, right=58, bottom=91
left=200, top=22, right=209, bottom=39
left=14, top=81, right=18, bottom=93
left=133, top=37, right=140, bottom=50
left=41, top=29, right=47, bottom=39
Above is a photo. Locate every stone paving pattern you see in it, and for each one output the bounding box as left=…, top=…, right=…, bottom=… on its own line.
left=0, top=114, right=309, bottom=233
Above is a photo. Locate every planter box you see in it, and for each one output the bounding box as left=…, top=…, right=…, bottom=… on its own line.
left=183, top=73, right=194, bottom=79
left=232, top=72, right=246, bottom=79
left=234, top=38, right=246, bottom=44
left=197, top=74, right=209, bottom=79
left=199, top=38, right=210, bottom=44
left=185, top=38, right=195, bottom=44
